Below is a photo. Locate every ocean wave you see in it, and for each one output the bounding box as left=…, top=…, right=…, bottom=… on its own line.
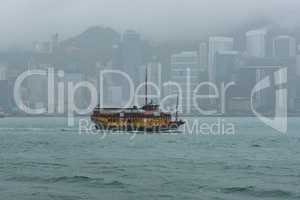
left=220, top=186, right=293, bottom=198
left=6, top=175, right=103, bottom=184
left=6, top=175, right=128, bottom=188
left=0, top=127, right=77, bottom=133
left=223, top=164, right=253, bottom=170
left=250, top=144, right=261, bottom=147
left=221, top=186, right=254, bottom=193
left=50, top=176, right=96, bottom=183
left=105, top=180, right=126, bottom=187
left=10, top=161, right=68, bottom=168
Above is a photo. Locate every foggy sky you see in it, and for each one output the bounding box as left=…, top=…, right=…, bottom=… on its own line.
left=1, top=0, right=299, bottom=49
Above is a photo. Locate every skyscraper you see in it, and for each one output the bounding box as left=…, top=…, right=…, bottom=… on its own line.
left=246, top=29, right=267, bottom=58
left=213, top=51, right=239, bottom=113
left=0, top=65, right=7, bottom=80
left=171, top=51, right=200, bottom=113
left=273, top=35, right=296, bottom=58
left=296, top=55, right=300, bottom=77
left=111, top=43, right=123, bottom=67
left=199, top=42, right=208, bottom=70
left=214, top=51, right=239, bottom=84
left=63, top=71, right=86, bottom=110
left=0, top=80, right=12, bottom=112
left=51, top=33, right=59, bottom=52
left=208, top=37, right=234, bottom=85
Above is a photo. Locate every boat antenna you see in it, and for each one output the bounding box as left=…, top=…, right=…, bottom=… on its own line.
left=97, top=67, right=101, bottom=109
left=145, top=66, right=148, bottom=105
left=175, top=93, right=179, bottom=121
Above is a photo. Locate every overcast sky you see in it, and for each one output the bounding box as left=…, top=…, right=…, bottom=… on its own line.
left=1, top=0, right=299, bottom=49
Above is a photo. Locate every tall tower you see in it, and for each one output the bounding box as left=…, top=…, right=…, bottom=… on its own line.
left=199, top=42, right=208, bottom=70
left=0, top=65, right=7, bottom=80
left=273, top=35, right=296, bottom=58
left=51, top=33, right=59, bottom=53
left=171, top=51, right=200, bottom=113
left=208, top=37, right=234, bottom=85
left=246, top=29, right=267, bottom=58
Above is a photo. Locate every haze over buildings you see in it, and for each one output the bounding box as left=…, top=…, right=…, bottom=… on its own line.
left=1, top=1, right=300, bottom=115
left=1, top=0, right=300, bottom=49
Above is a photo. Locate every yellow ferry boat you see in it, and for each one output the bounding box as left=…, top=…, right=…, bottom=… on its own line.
left=91, top=68, right=185, bottom=132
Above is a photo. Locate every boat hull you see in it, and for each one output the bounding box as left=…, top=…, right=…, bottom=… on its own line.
left=93, top=121, right=185, bottom=132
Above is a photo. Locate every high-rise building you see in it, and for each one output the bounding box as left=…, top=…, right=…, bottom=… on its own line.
left=213, top=51, right=239, bottom=113
left=208, top=37, right=234, bottom=87
left=25, top=64, right=50, bottom=110
left=51, top=33, right=59, bottom=52
left=148, top=62, right=162, bottom=95
left=63, top=71, right=86, bottom=110
left=214, top=51, right=239, bottom=84
left=171, top=51, right=200, bottom=113
left=0, top=65, right=7, bottom=80
left=0, top=80, right=13, bottom=112
left=122, top=30, right=142, bottom=87
left=96, top=63, right=129, bottom=107
left=246, top=29, right=267, bottom=58
left=273, top=35, right=296, bottom=58
left=296, top=55, right=300, bottom=77
left=27, top=73, right=48, bottom=110
left=254, top=67, right=279, bottom=111
left=111, top=43, right=123, bottom=67
left=199, top=42, right=208, bottom=70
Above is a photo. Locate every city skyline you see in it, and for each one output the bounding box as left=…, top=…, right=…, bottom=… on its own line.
left=1, top=23, right=300, bottom=116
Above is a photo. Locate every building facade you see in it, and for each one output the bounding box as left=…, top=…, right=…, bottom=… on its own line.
left=208, top=37, right=234, bottom=85
left=171, top=51, right=200, bottom=113
left=246, top=29, right=267, bottom=58
left=273, top=35, right=296, bottom=58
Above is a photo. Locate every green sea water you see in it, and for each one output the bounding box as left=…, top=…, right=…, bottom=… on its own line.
left=0, top=117, right=299, bottom=200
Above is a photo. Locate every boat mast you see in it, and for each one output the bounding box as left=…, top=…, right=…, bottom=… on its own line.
left=145, top=66, right=148, bottom=105
left=175, top=94, right=179, bottom=121
left=97, top=68, right=101, bottom=108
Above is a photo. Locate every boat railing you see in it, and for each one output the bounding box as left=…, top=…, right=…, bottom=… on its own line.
left=94, top=107, right=144, bottom=113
